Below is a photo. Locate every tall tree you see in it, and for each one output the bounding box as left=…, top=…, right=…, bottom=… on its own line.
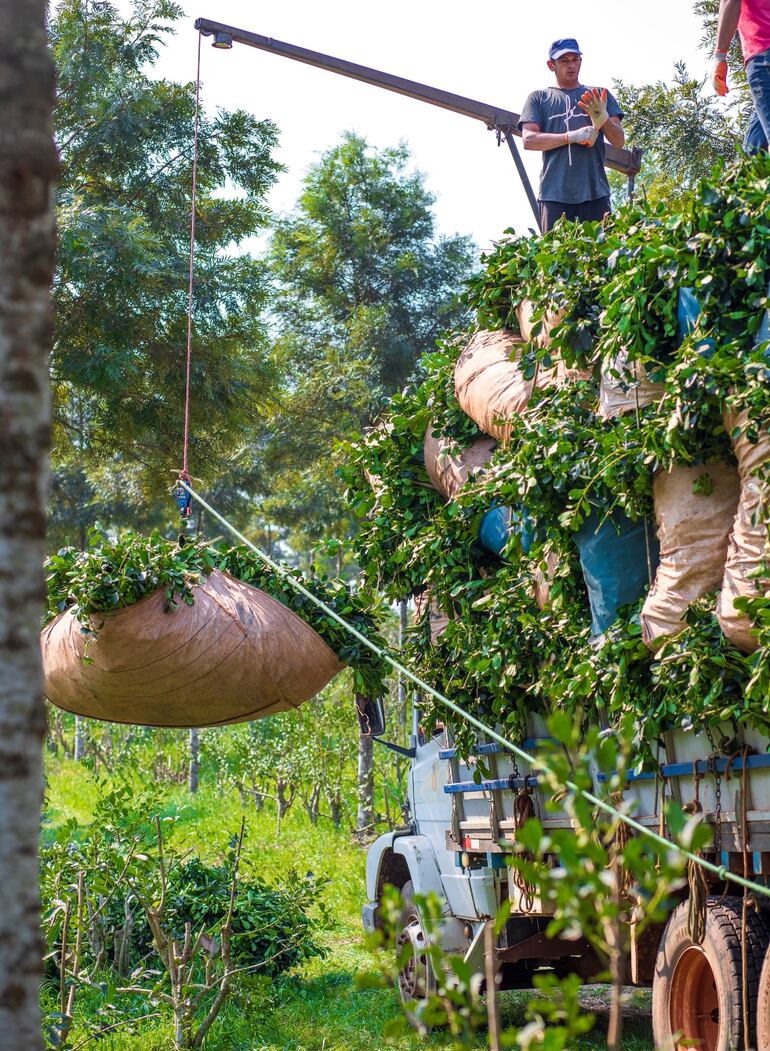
left=612, top=2, right=754, bottom=203
left=263, top=132, right=476, bottom=541
left=50, top=0, right=283, bottom=515
left=613, top=62, right=741, bottom=202
left=0, top=0, right=58, bottom=1045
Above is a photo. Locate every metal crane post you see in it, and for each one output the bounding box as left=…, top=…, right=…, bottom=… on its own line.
left=193, top=18, right=642, bottom=233
left=503, top=131, right=541, bottom=232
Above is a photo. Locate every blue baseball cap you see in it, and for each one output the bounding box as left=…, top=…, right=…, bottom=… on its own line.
left=549, top=38, right=582, bottom=60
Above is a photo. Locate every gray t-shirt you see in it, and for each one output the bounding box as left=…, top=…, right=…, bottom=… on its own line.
left=518, top=85, right=623, bottom=204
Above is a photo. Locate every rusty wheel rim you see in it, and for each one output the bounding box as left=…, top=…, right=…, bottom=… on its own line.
left=669, top=945, right=720, bottom=1051
left=396, top=918, right=428, bottom=1002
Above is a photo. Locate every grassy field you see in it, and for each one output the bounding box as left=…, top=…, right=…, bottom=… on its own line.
left=43, top=758, right=654, bottom=1050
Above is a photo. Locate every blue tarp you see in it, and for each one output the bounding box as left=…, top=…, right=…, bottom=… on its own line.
left=677, top=286, right=715, bottom=358
left=574, top=507, right=660, bottom=636
left=478, top=505, right=533, bottom=558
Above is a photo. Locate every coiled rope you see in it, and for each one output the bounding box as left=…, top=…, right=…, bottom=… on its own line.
left=179, top=478, right=770, bottom=902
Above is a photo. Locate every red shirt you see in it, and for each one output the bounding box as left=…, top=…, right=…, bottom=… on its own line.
left=739, top=0, right=770, bottom=62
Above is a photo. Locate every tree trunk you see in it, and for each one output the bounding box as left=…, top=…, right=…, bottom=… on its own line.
left=188, top=727, right=199, bottom=794
left=73, top=715, right=85, bottom=760
left=0, top=3, right=58, bottom=1046
left=356, top=716, right=374, bottom=834
left=326, top=788, right=342, bottom=829
left=397, top=598, right=408, bottom=729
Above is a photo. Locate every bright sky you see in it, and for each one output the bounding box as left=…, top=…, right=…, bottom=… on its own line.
left=155, top=1, right=712, bottom=253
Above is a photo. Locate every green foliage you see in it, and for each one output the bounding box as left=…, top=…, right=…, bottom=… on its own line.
left=361, top=885, right=485, bottom=1041
left=44, top=527, right=389, bottom=695
left=42, top=784, right=328, bottom=979
left=41, top=779, right=332, bottom=1049
left=164, top=859, right=330, bottom=974
left=343, top=154, right=770, bottom=757
left=258, top=132, right=476, bottom=542
left=50, top=0, right=282, bottom=511
left=506, top=974, right=595, bottom=1049
left=613, top=62, right=743, bottom=203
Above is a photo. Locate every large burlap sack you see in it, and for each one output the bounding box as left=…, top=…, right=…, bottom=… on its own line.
left=516, top=301, right=592, bottom=385
left=533, top=548, right=560, bottom=610
left=598, top=352, right=666, bottom=420
left=640, top=462, right=740, bottom=647
left=423, top=426, right=496, bottom=500
left=41, top=570, right=343, bottom=727
left=716, top=410, right=770, bottom=653
left=516, top=300, right=567, bottom=348
left=454, top=329, right=558, bottom=441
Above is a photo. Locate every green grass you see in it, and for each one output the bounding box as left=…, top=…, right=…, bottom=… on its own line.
left=43, top=757, right=654, bottom=1050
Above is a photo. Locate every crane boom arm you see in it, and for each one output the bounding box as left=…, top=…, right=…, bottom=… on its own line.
left=194, top=18, right=641, bottom=179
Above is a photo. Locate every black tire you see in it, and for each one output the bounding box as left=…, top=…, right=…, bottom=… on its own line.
left=399, top=879, right=417, bottom=925
left=652, top=896, right=768, bottom=1051
left=755, top=945, right=770, bottom=1050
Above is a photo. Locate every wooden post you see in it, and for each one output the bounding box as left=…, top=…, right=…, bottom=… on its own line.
left=188, top=727, right=199, bottom=794
left=484, top=920, right=501, bottom=1051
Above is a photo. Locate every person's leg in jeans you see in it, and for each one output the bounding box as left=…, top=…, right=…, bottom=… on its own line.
left=540, top=200, right=568, bottom=232
left=574, top=196, right=611, bottom=223
left=540, top=199, right=609, bottom=232
left=744, top=108, right=768, bottom=153
left=745, top=50, right=770, bottom=153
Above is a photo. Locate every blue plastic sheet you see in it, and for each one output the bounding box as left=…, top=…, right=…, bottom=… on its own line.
left=574, top=507, right=660, bottom=636
left=677, top=286, right=715, bottom=358
left=478, top=505, right=533, bottom=558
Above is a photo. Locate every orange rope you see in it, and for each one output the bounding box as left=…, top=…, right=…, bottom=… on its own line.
left=182, top=30, right=203, bottom=476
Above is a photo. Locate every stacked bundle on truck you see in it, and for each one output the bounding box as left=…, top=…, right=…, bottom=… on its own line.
left=716, top=410, right=770, bottom=652
left=641, top=463, right=740, bottom=647
left=423, top=426, right=496, bottom=501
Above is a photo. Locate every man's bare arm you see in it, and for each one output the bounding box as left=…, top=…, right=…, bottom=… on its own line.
left=521, top=122, right=597, bottom=150
left=602, top=115, right=624, bottom=149
left=716, top=0, right=742, bottom=53
left=712, top=0, right=742, bottom=94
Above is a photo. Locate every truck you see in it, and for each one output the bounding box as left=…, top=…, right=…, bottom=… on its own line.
left=362, top=696, right=770, bottom=1051
left=193, top=19, right=770, bottom=1050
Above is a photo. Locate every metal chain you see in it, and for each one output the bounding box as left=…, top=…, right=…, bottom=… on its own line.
left=705, top=726, right=723, bottom=863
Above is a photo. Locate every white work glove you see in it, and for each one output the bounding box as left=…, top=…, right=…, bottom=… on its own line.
left=711, top=51, right=728, bottom=96
left=579, top=87, right=609, bottom=130
left=566, top=125, right=598, bottom=147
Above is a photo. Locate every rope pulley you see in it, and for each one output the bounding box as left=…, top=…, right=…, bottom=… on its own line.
left=174, top=469, right=193, bottom=521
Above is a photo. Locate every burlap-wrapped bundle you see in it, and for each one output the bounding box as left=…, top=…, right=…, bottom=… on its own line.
left=413, top=590, right=450, bottom=644
left=423, top=425, right=496, bottom=500
left=516, top=300, right=566, bottom=347
left=716, top=410, right=770, bottom=653
left=454, top=329, right=558, bottom=441
left=640, top=463, right=740, bottom=648
left=598, top=352, right=666, bottom=421
left=533, top=548, right=560, bottom=611
left=41, top=570, right=343, bottom=727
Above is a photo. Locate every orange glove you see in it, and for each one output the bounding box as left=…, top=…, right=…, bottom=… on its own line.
left=711, top=52, right=728, bottom=95
left=578, top=87, right=609, bottom=129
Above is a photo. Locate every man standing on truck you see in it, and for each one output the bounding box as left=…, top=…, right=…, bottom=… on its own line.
left=519, top=38, right=625, bottom=232
left=711, top=0, right=770, bottom=152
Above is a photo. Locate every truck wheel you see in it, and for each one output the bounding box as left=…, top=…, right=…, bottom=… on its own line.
left=652, top=896, right=768, bottom=1051
left=396, top=880, right=435, bottom=1008
left=755, top=946, right=770, bottom=1049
